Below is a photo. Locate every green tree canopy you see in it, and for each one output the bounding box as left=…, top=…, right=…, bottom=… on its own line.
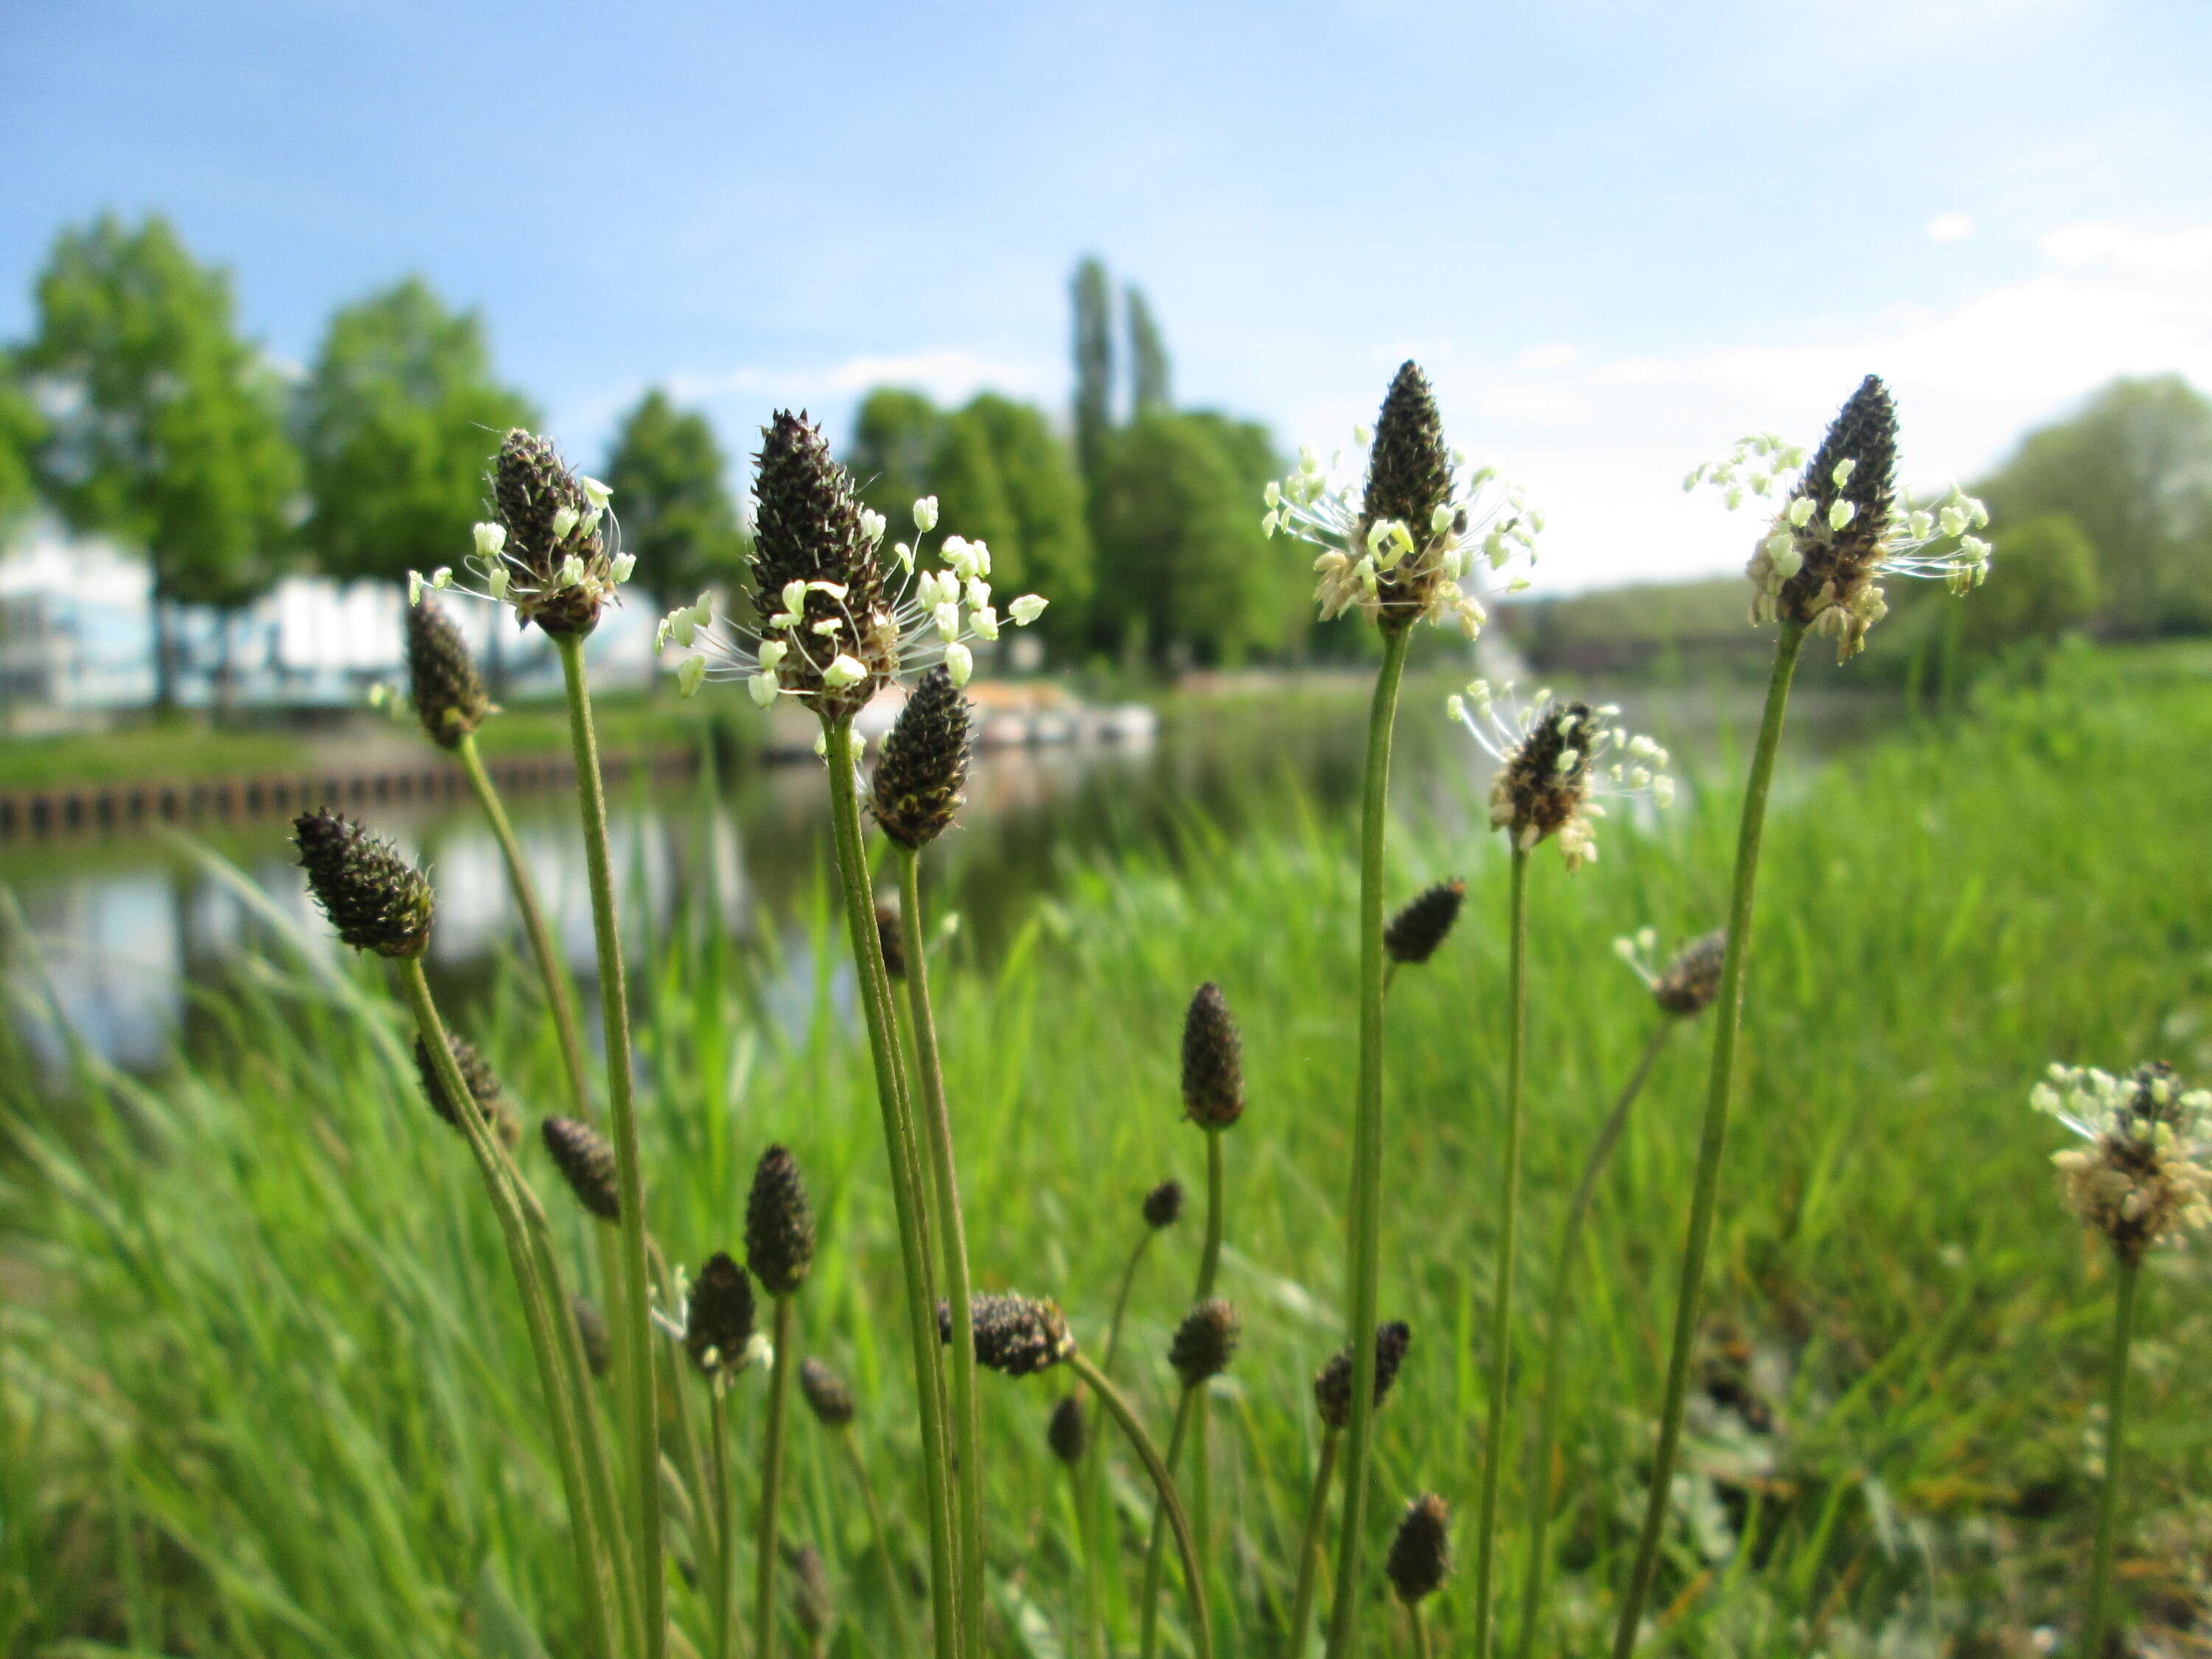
left=846, top=387, right=947, bottom=533
left=22, top=213, right=301, bottom=706
left=1955, top=511, right=2101, bottom=659
left=1126, top=284, right=1172, bottom=417
left=1071, top=257, right=1115, bottom=481
left=954, top=394, right=1093, bottom=638
left=602, top=389, right=748, bottom=618
left=1975, top=375, right=2212, bottom=636
left=0, top=354, right=43, bottom=531
left=293, top=276, right=534, bottom=588
left=1087, top=411, right=1293, bottom=667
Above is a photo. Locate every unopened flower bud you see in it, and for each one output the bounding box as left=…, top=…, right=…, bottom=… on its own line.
left=413, top=1032, right=518, bottom=1149
left=1047, top=1394, right=1089, bottom=1466
left=572, top=1295, right=611, bottom=1377
left=871, top=667, right=972, bottom=849
left=1142, top=1179, right=1184, bottom=1229
left=541, top=1116, right=620, bottom=1222
left=686, top=1252, right=758, bottom=1380
left=745, top=1144, right=816, bottom=1298
left=405, top=597, right=491, bottom=750
left=1385, top=1494, right=1453, bottom=1604
left=1314, top=1320, right=1412, bottom=1431
left=799, top=1357, right=855, bottom=1428
left=1180, top=981, right=1245, bottom=1130
left=1652, top=929, right=1727, bottom=1017
left=1384, top=880, right=1466, bottom=967
left=939, top=1293, right=1074, bottom=1377
left=293, top=810, right=433, bottom=959
left=1169, top=1297, right=1240, bottom=1388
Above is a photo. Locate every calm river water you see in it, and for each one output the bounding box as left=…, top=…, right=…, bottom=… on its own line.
left=0, top=672, right=1882, bottom=1074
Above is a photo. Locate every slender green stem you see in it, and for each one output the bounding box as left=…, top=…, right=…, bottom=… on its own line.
left=1287, top=1427, right=1341, bottom=1659
left=456, top=731, right=592, bottom=1123
left=1472, top=847, right=1531, bottom=1659
left=709, top=1385, right=735, bottom=1659
left=1070, top=1450, right=1105, bottom=1659
left=1610, top=619, right=1806, bottom=1657
left=756, top=1297, right=796, bottom=1659
left=647, top=1243, right=714, bottom=1649
left=897, top=848, right=987, bottom=1635
left=400, top=959, right=622, bottom=1659
left=1197, top=1130, right=1226, bottom=1299
left=1512, top=1020, right=1675, bottom=1659
left=555, top=633, right=667, bottom=1659
left=1138, top=1386, right=1200, bottom=1659
left=1081, top=1228, right=1156, bottom=1658
left=844, top=1433, right=917, bottom=1659
left=1103, top=1232, right=1157, bottom=1378
left=1410, top=1601, right=1432, bottom=1659
left=821, top=717, right=962, bottom=1659
left=2086, top=1252, right=2143, bottom=1655
left=1325, top=624, right=1412, bottom=1659
left=1194, top=1130, right=1226, bottom=1621
left=1069, top=1353, right=1211, bottom=1659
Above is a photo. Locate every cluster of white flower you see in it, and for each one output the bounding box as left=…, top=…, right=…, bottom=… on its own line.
left=656, top=495, right=1046, bottom=706
left=410, top=476, right=639, bottom=622
left=2033, top=1062, right=2212, bottom=1256
left=1448, top=679, right=1673, bottom=869
left=1262, top=431, right=1540, bottom=635
left=1688, top=433, right=1992, bottom=661
left=1613, top=926, right=1670, bottom=988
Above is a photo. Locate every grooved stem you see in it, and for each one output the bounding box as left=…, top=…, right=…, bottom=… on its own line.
left=2086, top=1252, right=2142, bottom=1655
left=1138, top=1386, right=1200, bottom=1659
left=1081, top=1228, right=1156, bottom=1659
left=1513, top=1020, right=1674, bottom=1659
left=1068, top=1353, right=1212, bottom=1659
left=457, top=731, right=591, bottom=1123
left=844, top=1433, right=917, bottom=1659
left=1286, top=1427, right=1341, bottom=1659
left=1325, top=625, right=1412, bottom=1659
left=1472, top=847, right=1531, bottom=1659
left=710, top=1385, right=735, bottom=1659
left=1410, top=1601, right=1432, bottom=1659
left=821, top=717, right=962, bottom=1659
left=756, top=1297, right=796, bottom=1659
left=897, top=846, right=987, bottom=1635
left=1610, top=620, right=1806, bottom=1657
left=555, top=634, right=667, bottom=1659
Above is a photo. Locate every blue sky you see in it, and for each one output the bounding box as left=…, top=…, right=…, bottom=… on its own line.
left=5, top=0, right=2210, bottom=589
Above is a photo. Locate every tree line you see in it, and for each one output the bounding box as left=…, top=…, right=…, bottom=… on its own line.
left=0, top=219, right=1334, bottom=715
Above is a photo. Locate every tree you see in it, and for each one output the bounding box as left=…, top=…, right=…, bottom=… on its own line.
left=1955, top=511, right=2101, bottom=660
left=1088, top=411, right=1290, bottom=667
left=846, top=387, right=947, bottom=532
left=1975, top=375, right=2212, bottom=636
left=294, top=277, right=534, bottom=588
left=1071, top=257, right=1116, bottom=481
left=955, top=394, right=1093, bottom=641
left=602, top=389, right=748, bottom=623
left=928, top=405, right=1021, bottom=564
left=23, top=214, right=300, bottom=711
left=1126, top=284, right=1172, bottom=417
left=0, top=354, right=42, bottom=531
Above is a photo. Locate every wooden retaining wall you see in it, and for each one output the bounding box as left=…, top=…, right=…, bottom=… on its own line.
left=0, top=748, right=698, bottom=842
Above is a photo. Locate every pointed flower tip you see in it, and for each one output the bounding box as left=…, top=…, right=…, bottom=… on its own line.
left=745, top=1143, right=816, bottom=1298
left=1180, top=981, right=1245, bottom=1129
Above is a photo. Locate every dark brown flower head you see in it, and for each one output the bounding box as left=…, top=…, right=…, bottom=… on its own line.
left=413, top=1032, right=518, bottom=1149
left=685, top=1252, right=758, bottom=1378
left=1385, top=1493, right=1453, bottom=1604
left=541, top=1116, right=620, bottom=1222
left=1653, top=929, right=1728, bottom=1017
left=871, top=667, right=972, bottom=849
left=1142, top=1179, right=1185, bottom=1230
left=1181, top=981, right=1245, bottom=1130
left=492, top=428, right=617, bottom=638
left=790, top=1544, right=834, bottom=1639
left=1489, top=701, right=1603, bottom=866
left=1358, top=362, right=1458, bottom=634
left=1046, top=1394, right=1089, bottom=1467
left=1169, top=1297, right=1240, bottom=1388
left=749, top=411, right=894, bottom=720
left=799, top=1357, right=855, bottom=1428
left=293, top=810, right=433, bottom=959
left=405, top=597, right=490, bottom=748
left=572, top=1295, right=611, bottom=1378
left=939, top=1293, right=1074, bottom=1377
left=2038, top=1062, right=2212, bottom=1264
left=1384, top=880, right=1465, bottom=967
left=1745, top=376, right=1900, bottom=661
left=875, top=900, right=906, bottom=981
left=745, top=1144, right=815, bottom=1298
left=1314, top=1320, right=1413, bottom=1432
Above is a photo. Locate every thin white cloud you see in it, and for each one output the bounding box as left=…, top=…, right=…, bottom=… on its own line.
left=1927, top=212, right=1975, bottom=243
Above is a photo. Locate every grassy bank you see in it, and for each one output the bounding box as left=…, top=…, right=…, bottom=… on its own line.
left=4, top=648, right=2211, bottom=1655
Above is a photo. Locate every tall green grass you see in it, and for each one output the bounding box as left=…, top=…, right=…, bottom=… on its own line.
left=7, top=647, right=2212, bottom=1655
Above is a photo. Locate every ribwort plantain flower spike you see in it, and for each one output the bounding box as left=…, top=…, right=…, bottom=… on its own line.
left=799, top=1357, right=855, bottom=1428
left=1450, top=684, right=1674, bottom=870
left=572, top=1295, right=611, bottom=1378
left=686, top=1252, right=759, bottom=1380
left=1267, top=361, right=1540, bottom=637
left=1181, top=981, right=1245, bottom=1129
left=874, top=900, right=906, bottom=980
left=745, top=1144, right=816, bottom=1298
left=293, top=810, right=433, bottom=959
left=1614, top=927, right=1729, bottom=1018
left=1690, top=375, right=1992, bottom=663
left=1047, top=1394, right=1090, bottom=1467
left=1315, top=1321, right=1412, bottom=1432
left=1143, top=1178, right=1186, bottom=1229
left=871, top=667, right=973, bottom=849
left=938, top=1293, right=1075, bottom=1377
left=2034, top=1062, right=2212, bottom=1264
left=540, top=1116, right=620, bottom=1222
left=1385, top=881, right=1465, bottom=967
left=660, top=416, right=1046, bottom=716
left=1385, top=1495, right=1453, bottom=1605
left=413, top=1032, right=519, bottom=1149
left=1169, top=1298, right=1240, bottom=1388
left=409, top=429, right=631, bottom=637
left=404, top=596, right=491, bottom=748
